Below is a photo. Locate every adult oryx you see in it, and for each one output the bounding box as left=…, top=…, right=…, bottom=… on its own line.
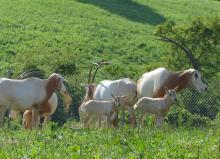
left=137, top=35, right=207, bottom=98
left=93, top=78, right=137, bottom=127
left=0, top=73, right=66, bottom=128
left=137, top=67, right=207, bottom=98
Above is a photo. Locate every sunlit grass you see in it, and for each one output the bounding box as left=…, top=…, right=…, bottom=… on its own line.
left=0, top=121, right=219, bottom=158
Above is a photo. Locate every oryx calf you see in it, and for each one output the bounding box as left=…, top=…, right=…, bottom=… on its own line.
left=82, top=95, right=126, bottom=128
left=79, top=61, right=111, bottom=125
left=134, top=87, right=177, bottom=127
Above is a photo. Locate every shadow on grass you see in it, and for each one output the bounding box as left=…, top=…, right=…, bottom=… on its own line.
left=77, top=0, right=165, bottom=25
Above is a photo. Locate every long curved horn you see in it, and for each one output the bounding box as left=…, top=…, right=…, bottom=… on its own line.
left=21, top=71, right=44, bottom=79
left=17, top=69, right=44, bottom=79
left=17, top=69, right=36, bottom=79
left=155, top=34, right=199, bottom=70
left=91, top=61, right=111, bottom=83
left=17, top=69, right=38, bottom=79
left=88, top=63, right=99, bottom=83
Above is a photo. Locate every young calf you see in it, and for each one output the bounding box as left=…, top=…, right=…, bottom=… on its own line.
left=22, top=93, right=58, bottom=129
left=134, top=87, right=177, bottom=127
left=82, top=94, right=126, bottom=128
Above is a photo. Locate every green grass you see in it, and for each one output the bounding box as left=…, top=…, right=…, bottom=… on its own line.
left=0, top=0, right=219, bottom=81
left=0, top=122, right=219, bottom=158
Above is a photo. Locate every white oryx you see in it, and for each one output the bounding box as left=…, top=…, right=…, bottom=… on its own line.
left=134, top=87, right=177, bottom=127
left=83, top=94, right=126, bottom=128
left=137, top=35, right=207, bottom=98
left=137, top=67, right=207, bottom=98
left=93, top=78, right=137, bottom=127
left=0, top=73, right=66, bottom=128
left=10, top=83, right=72, bottom=129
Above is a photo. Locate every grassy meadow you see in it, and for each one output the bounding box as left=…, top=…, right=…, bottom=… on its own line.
left=0, top=122, right=219, bottom=158
left=0, top=0, right=220, bottom=81
left=0, top=0, right=220, bottom=158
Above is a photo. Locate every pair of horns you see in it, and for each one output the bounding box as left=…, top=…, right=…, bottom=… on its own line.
left=88, top=61, right=111, bottom=84
left=17, top=69, right=44, bottom=79
left=154, top=34, right=199, bottom=71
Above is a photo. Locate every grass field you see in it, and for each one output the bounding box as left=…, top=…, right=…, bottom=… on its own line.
left=0, top=122, right=219, bottom=158
left=0, top=0, right=220, bottom=158
left=0, top=0, right=220, bottom=81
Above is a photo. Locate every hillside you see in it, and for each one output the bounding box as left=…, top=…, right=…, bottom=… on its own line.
left=0, top=0, right=219, bottom=83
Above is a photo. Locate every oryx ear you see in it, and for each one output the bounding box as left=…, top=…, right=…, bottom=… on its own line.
left=111, top=93, right=116, bottom=100
left=164, top=86, right=169, bottom=93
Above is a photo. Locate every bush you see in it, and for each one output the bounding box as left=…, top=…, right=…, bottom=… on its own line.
left=167, top=107, right=210, bottom=127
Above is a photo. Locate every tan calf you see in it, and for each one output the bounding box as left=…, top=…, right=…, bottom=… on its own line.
left=22, top=89, right=72, bottom=129
left=83, top=95, right=126, bottom=128
left=134, top=87, right=177, bottom=127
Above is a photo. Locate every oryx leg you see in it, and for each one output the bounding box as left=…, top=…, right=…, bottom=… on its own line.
left=106, top=114, right=111, bottom=128
left=155, top=113, right=163, bottom=127
left=111, top=112, right=119, bottom=128
left=43, top=115, right=51, bottom=127
left=125, top=106, right=136, bottom=127
left=0, top=106, right=7, bottom=127
left=0, top=107, right=4, bottom=127
left=161, top=113, right=166, bottom=126
left=31, top=108, right=39, bottom=129
left=79, top=105, right=85, bottom=124
left=98, top=116, right=101, bottom=128
left=22, top=110, right=32, bottom=129
left=84, top=115, right=90, bottom=128
left=121, top=110, right=125, bottom=127
left=140, top=111, right=147, bottom=128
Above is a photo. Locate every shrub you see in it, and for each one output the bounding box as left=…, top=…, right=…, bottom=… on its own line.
left=167, top=107, right=210, bottom=127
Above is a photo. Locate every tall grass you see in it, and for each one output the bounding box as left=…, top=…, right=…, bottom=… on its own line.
left=0, top=121, right=219, bottom=158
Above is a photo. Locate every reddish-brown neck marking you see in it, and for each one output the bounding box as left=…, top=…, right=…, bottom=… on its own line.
left=42, top=75, right=60, bottom=105
left=39, top=102, right=52, bottom=115
left=153, top=70, right=192, bottom=98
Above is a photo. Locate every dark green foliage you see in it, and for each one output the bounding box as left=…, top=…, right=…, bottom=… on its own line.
left=104, top=64, right=139, bottom=80
left=167, top=107, right=210, bottom=127
left=52, top=81, right=84, bottom=124
left=51, top=95, right=67, bottom=126
left=167, top=81, right=220, bottom=127
left=184, top=90, right=219, bottom=120
left=54, top=63, right=79, bottom=76
left=155, top=17, right=220, bottom=78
